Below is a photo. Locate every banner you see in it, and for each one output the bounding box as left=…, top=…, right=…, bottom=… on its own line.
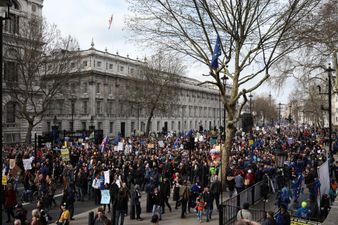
left=61, top=148, right=70, bottom=161
left=317, top=160, right=330, bottom=197
left=100, top=190, right=111, bottom=204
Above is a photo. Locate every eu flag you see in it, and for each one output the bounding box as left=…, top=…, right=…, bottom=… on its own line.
left=210, top=35, right=221, bottom=69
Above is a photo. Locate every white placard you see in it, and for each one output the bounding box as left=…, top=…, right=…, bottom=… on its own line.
left=104, top=170, right=110, bottom=184
left=23, top=158, right=33, bottom=170
left=158, top=141, right=164, bottom=148
left=117, top=142, right=124, bottom=151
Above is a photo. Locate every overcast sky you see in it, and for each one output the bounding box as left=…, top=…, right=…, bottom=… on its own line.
left=43, top=0, right=292, bottom=104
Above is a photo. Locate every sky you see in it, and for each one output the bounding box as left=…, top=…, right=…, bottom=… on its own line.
left=43, top=0, right=293, bottom=105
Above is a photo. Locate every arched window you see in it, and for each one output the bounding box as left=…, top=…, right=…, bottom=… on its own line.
left=6, top=102, right=16, bottom=123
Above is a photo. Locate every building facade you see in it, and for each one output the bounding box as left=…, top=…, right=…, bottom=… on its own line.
left=2, top=0, right=44, bottom=143
left=42, top=45, right=229, bottom=137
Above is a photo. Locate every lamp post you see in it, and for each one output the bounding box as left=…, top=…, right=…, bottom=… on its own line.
left=288, top=104, right=292, bottom=123
left=278, top=102, right=283, bottom=124
left=221, top=75, right=228, bottom=141
left=318, top=64, right=335, bottom=155
left=1, top=0, right=12, bottom=214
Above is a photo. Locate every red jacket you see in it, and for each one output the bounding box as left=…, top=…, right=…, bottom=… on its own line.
left=4, top=188, right=17, bottom=208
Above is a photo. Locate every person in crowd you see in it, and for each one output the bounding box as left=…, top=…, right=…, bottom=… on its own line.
left=275, top=204, right=291, bottom=225
left=115, top=184, right=128, bottom=225
left=14, top=203, right=27, bottom=225
left=92, top=174, right=102, bottom=206
left=36, top=200, right=50, bottom=225
left=93, top=207, right=111, bottom=225
left=195, top=194, right=205, bottom=223
left=131, top=184, right=143, bottom=221
left=295, top=201, right=310, bottom=219
left=173, top=179, right=181, bottom=210
left=235, top=173, right=244, bottom=194
left=57, top=203, right=70, bottom=225
left=5, top=184, right=17, bottom=223
left=261, top=211, right=276, bottom=225
left=30, top=209, right=41, bottom=225
left=159, top=177, right=172, bottom=213
left=102, top=183, right=111, bottom=213
left=179, top=180, right=189, bottom=219
left=237, top=202, right=252, bottom=221
left=151, top=187, right=162, bottom=220
left=14, top=219, right=22, bottom=225
left=202, top=187, right=213, bottom=222
left=150, top=214, right=159, bottom=225
left=210, top=175, right=221, bottom=210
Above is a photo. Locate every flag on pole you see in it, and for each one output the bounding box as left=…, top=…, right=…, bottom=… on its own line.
left=108, top=14, right=113, bottom=29
left=100, top=136, right=109, bottom=153
left=210, top=34, right=221, bottom=69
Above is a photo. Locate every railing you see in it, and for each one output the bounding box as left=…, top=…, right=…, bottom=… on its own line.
left=219, top=180, right=268, bottom=225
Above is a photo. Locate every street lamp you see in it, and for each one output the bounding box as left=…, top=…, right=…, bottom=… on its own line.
left=288, top=104, right=292, bottom=123
left=318, top=64, right=335, bottom=155
left=278, top=102, right=284, bottom=124
left=221, top=75, right=228, bottom=141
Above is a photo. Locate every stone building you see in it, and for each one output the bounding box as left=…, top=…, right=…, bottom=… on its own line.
left=42, top=44, right=229, bottom=137
left=2, top=0, right=44, bottom=143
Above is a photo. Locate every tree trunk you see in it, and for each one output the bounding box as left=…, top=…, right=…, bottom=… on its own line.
left=221, top=105, right=236, bottom=191
left=145, top=109, right=155, bottom=137
left=25, top=122, right=34, bottom=144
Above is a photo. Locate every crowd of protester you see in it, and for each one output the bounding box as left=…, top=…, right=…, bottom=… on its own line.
left=2, top=124, right=338, bottom=225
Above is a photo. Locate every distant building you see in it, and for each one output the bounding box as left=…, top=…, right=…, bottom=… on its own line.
left=41, top=45, right=229, bottom=137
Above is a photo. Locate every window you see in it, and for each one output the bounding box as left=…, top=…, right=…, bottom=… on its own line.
left=32, top=4, right=36, bottom=12
left=107, top=101, right=113, bottom=115
left=83, top=61, right=88, bottom=67
left=70, top=62, right=75, bottom=68
left=110, top=122, right=114, bottom=133
left=96, top=101, right=102, bottom=114
left=4, top=14, right=19, bottom=34
left=83, top=101, right=88, bottom=114
left=96, top=83, right=100, bottom=93
left=130, top=68, right=134, bottom=74
left=47, top=122, right=51, bottom=132
left=157, top=121, right=160, bottom=131
left=83, top=82, right=88, bottom=93
left=336, top=117, right=338, bottom=123
left=97, top=61, right=102, bottom=67
left=171, top=121, right=174, bottom=130
left=82, top=122, right=86, bottom=130
left=120, top=66, right=124, bottom=72
left=109, top=64, right=113, bottom=69
left=71, top=83, right=76, bottom=92
left=6, top=102, right=16, bottom=123
left=98, top=122, right=102, bottom=130
left=109, top=85, right=113, bottom=95
left=4, top=61, right=18, bottom=82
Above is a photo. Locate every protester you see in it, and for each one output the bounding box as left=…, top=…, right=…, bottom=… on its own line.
left=237, top=203, right=252, bottom=221
left=5, top=184, right=17, bottom=223
left=30, top=209, right=41, bottom=225
left=195, top=194, right=205, bottom=222
left=261, top=211, right=276, bottom=225
left=57, top=203, right=70, bottom=225
left=275, top=204, right=290, bottom=225
left=93, top=207, right=111, bottom=225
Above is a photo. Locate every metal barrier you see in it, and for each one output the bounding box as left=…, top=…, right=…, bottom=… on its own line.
left=219, top=180, right=268, bottom=225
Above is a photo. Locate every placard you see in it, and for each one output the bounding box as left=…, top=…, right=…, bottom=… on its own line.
left=147, top=143, right=155, bottom=149
left=9, top=159, right=16, bottom=169
left=104, top=170, right=110, bottom=184
left=100, top=190, right=111, bottom=204
left=158, top=141, right=164, bottom=148
left=117, top=142, right=124, bottom=151
left=23, top=158, right=33, bottom=170
left=2, top=176, right=7, bottom=185
left=61, top=148, right=70, bottom=161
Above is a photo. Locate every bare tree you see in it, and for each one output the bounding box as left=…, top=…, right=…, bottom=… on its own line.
left=127, top=0, right=321, bottom=187
left=125, top=52, right=184, bottom=136
left=273, top=0, right=338, bottom=88
left=3, top=16, right=79, bottom=143
left=252, top=95, right=278, bottom=126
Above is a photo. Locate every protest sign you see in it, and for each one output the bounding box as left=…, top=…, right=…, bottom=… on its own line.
left=9, top=159, right=15, bottom=169
left=23, top=158, right=33, bottom=170
left=118, top=142, right=124, bottom=151
left=147, top=143, right=155, bottom=149
left=104, top=170, right=110, bottom=184
left=61, top=148, right=70, bottom=161
left=100, top=190, right=111, bottom=205
left=158, top=141, right=164, bottom=148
